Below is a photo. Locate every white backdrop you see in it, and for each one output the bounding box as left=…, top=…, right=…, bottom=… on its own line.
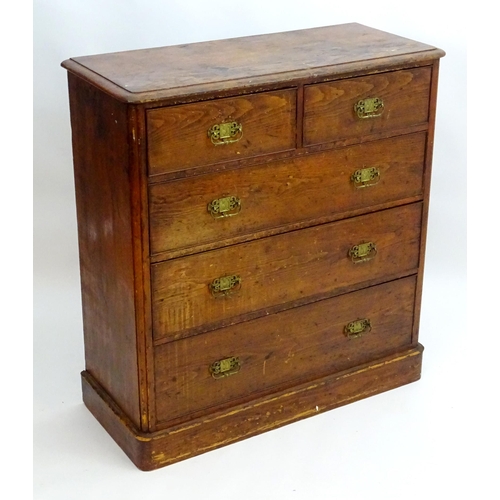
left=33, top=1, right=478, bottom=498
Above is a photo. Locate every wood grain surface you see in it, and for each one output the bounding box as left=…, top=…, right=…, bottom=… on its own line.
left=82, top=344, right=424, bottom=470
left=62, top=23, right=443, bottom=103
left=149, top=133, right=426, bottom=255
left=63, top=23, right=444, bottom=470
left=147, top=89, right=296, bottom=175
left=154, top=276, right=416, bottom=424
left=304, top=67, right=431, bottom=146
left=68, top=74, right=141, bottom=427
left=151, top=203, right=422, bottom=342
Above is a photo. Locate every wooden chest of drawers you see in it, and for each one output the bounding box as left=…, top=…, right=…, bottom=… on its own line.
left=62, top=23, right=444, bottom=470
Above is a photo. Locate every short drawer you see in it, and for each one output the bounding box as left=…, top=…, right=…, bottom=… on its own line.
left=151, top=202, right=422, bottom=342
left=149, top=132, right=426, bottom=256
left=154, top=275, right=416, bottom=425
left=147, top=89, right=296, bottom=175
left=304, top=67, right=431, bottom=146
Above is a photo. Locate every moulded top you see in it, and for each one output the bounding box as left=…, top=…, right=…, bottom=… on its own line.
left=61, top=23, right=445, bottom=103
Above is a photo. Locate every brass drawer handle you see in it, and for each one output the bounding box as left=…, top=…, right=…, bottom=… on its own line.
left=207, top=121, right=243, bottom=145
left=208, top=195, right=241, bottom=218
left=344, top=319, right=372, bottom=339
left=210, top=356, right=241, bottom=379
left=351, top=167, right=380, bottom=188
left=210, top=274, right=242, bottom=298
left=349, top=242, right=377, bottom=263
left=354, top=97, right=384, bottom=119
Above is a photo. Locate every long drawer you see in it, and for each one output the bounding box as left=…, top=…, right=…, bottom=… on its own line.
left=154, top=276, right=417, bottom=424
left=151, top=202, right=422, bottom=342
left=149, top=132, right=426, bottom=256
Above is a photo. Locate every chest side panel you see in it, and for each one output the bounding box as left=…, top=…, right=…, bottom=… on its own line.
left=68, top=74, right=141, bottom=428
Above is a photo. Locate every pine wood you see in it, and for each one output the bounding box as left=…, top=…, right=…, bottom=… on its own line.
left=62, top=23, right=444, bottom=470
left=62, top=23, right=443, bottom=104
left=147, top=90, right=296, bottom=175
left=154, top=276, right=416, bottom=425
left=67, top=74, right=141, bottom=428
left=304, top=67, right=431, bottom=146
left=149, top=132, right=426, bottom=256
left=151, top=203, right=422, bottom=343
left=82, top=344, right=424, bottom=470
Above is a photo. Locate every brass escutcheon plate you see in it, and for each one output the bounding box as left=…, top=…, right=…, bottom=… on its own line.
left=210, top=274, right=242, bottom=298
left=207, top=195, right=241, bottom=218
left=344, top=319, right=372, bottom=339
left=208, top=121, right=243, bottom=145
left=354, top=97, right=384, bottom=119
left=210, top=356, right=241, bottom=379
left=351, top=166, right=380, bottom=188
left=349, top=242, right=377, bottom=263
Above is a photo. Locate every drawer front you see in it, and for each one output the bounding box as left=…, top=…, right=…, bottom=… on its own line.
left=154, top=276, right=416, bottom=424
left=149, top=132, right=425, bottom=255
left=304, top=67, right=431, bottom=146
left=147, top=90, right=296, bottom=175
left=151, top=203, right=422, bottom=342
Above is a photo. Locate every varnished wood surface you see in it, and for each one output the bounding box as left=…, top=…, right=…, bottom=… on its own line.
left=68, top=74, right=141, bottom=427
left=147, top=90, right=296, bottom=175
left=154, top=276, right=416, bottom=424
left=63, top=24, right=444, bottom=469
left=127, top=106, right=155, bottom=431
left=62, top=23, right=444, bottom=103
left=151, top=203, right=422, bottom=342
left=82, top=344, right=424, bottom=470
left=149, top=133, right=426, bottom=256
left=146, top=123, right=429, bottom=185
left=150, top=196, right=424, bottom=263
left=304, top=67, right=431, bottom=146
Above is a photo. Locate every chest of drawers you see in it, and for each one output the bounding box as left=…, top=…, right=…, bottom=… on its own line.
left=62, top=23, right=444, bottom=470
